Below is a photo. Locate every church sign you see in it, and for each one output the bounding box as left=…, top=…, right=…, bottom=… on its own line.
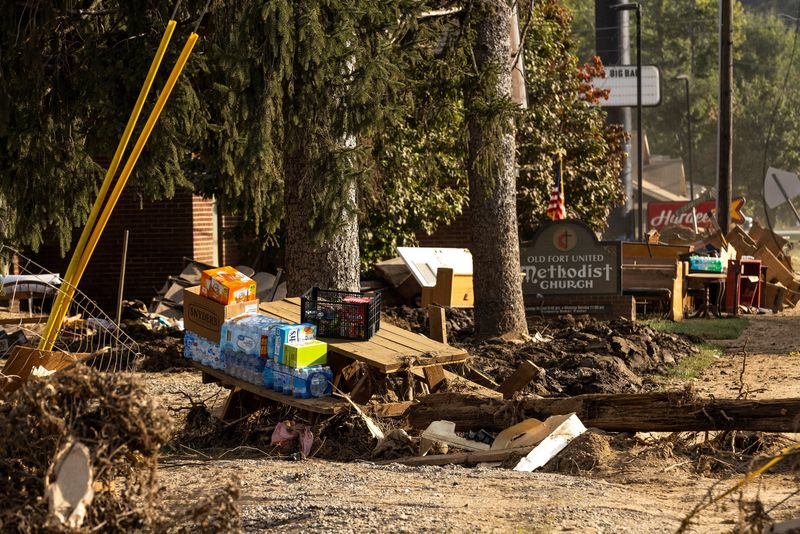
left=520, top=220, right=621, bottom=296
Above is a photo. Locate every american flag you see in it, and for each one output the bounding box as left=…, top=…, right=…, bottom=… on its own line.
left=546, top=155, right=566, bottom=220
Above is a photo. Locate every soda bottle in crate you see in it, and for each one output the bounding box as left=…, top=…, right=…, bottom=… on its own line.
left=341, top=295, right=371, bottom=339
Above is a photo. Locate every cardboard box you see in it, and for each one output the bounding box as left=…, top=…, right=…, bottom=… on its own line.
left=200, top=266, right=257, bottom=305
left=183, top=286, right=259, bottom=343
left=273, top=323, right=317, bottom=363
left=284, top=340, right=328, bottom=368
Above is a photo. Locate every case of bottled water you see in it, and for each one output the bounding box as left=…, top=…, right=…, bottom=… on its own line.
left=220, top=314, right=286, bottom=358
left=183, top=331, right=222, bottom=369
left=292, top=366, right=333, bottom=399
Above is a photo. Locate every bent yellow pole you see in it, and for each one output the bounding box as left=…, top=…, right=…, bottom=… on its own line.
left=41, top=33, right=200, bottom=351
left=40, top=20, right=178, bottom=350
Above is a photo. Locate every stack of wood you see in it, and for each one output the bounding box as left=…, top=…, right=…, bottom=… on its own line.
left=712, top=222, right=799, bottom=310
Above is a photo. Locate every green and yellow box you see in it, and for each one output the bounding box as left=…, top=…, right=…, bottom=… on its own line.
left=283, top=340, right=328, bottom=368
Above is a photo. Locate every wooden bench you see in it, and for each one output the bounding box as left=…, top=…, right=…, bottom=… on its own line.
left=621, top=243, right=690, bottom=321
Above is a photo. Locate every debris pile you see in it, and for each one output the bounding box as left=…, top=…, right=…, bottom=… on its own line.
left=382, top=309, right=695, bottom=396
left=132, top=326, right=188, bottom=372
left=0, top=365, right=240, bottom=532
left=0, top=366, right=170, bottom=531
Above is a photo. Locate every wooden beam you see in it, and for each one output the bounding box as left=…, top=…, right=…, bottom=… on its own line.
left=432, top=267, right=454, bottom=307
left=496, top=360, right=542, bottom=399
left=407, top=392, right=800, bottom=433
left=427, top=305, right=447, bottom=344
left=190, top=361, right=346, bottom=415
left=452, top=365, right=499, bottom=389
left=328, top=352, right=360, bottom=391
left=202, top=371, right=221, bottom=385
left=0, top=315, right=49, bottom=325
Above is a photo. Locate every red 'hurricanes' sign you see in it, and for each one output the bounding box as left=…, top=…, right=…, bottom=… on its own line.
left=648, top=200, right=716, bottom=230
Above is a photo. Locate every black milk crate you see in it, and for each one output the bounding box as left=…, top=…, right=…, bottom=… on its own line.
left=301, top=287, right=381, bottom=341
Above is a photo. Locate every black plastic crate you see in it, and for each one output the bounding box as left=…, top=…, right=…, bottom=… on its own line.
left=301, top=287, right=381, bottom=341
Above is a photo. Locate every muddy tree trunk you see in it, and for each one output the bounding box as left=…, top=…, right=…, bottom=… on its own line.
left=283, top=153, right=360, bottom=296
left=467, top=2, right=528, bottom=339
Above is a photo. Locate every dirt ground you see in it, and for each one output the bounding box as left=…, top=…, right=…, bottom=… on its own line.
left=139, top=308, right=800, bottom=534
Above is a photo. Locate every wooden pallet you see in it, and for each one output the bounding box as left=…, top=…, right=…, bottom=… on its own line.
left=259, top=298, right=468, bottom=373
left=191, top=361, right=347, bottom=415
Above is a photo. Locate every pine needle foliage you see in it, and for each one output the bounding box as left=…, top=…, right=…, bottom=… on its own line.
left=0, top=0, right=471, bottom=265
left=202, top=1, right=474, bottom=267
left=0, top=0, right=624, bottom=264
left=0, top=1, right=206, bottom=253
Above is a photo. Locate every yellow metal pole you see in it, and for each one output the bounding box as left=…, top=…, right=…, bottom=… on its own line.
left=42, top=33, right=200, bottom=350
left=40, top=20, right=178, bottom=349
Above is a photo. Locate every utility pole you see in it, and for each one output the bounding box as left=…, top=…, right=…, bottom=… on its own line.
left=612, top=2, right=643, bottom=241
left=718, top=0, right=733, bottom=234
left=596, top=0, right=633, bottom=240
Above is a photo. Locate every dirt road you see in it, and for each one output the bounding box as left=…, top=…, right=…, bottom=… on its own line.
left=150, top=310, right=800, bottom=533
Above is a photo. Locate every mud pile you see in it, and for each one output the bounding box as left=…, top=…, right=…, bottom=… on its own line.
left=382, top=306, right=474, bottom=340
left=469, top=316, right=696, bottom=395
left=130, top=325, right=189, bottom=372
left=383, top=308, right=696, bottom=396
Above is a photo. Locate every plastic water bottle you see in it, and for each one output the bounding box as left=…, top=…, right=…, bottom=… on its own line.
left=263, top=360, right=274, bottom=389
left=308, top=367, right=332, bottom=397
left=273, top=364, right=286, bottom=393
left=246, top=355, right=257, bottom=384
left=183, top=332, right=195, bottom=360
left=253, top=357, right=266, bottom=385
left=293, top=368, right=309, bottom=399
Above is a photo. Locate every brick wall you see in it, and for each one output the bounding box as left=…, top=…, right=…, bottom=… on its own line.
left=417, top=208, right=473, bottom=249
left=192, top=194, right=217, bottom=266
left=524, top=294, right=636, bottom=321
left=30, top=189, right=223, bottom=313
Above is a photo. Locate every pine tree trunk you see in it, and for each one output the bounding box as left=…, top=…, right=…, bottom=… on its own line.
left=467, top=1, right=528, bottom=339
left=283, top=153, right=360, bottom=296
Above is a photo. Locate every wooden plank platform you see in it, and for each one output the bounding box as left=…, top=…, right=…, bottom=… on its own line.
left=190, top=361, right=347, bottom=415
left=259, top=298, right=469, bottom=373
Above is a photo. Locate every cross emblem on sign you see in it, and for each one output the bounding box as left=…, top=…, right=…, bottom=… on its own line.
left=553, top=229, right=576, bottom=251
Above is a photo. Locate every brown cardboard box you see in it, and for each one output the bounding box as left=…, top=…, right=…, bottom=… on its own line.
left=183, top=286, right=259, bottom=343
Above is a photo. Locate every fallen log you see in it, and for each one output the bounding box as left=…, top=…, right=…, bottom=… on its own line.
left=407, top=391, right=800, bottom=433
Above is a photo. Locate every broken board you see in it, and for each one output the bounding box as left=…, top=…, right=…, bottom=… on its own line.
left=1, top=346, right=85, bottom=396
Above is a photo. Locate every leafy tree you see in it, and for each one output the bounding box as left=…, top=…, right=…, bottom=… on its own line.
left=362, top=118, right=468, bottom=269
left=516, top=0, right=626, bottom=237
